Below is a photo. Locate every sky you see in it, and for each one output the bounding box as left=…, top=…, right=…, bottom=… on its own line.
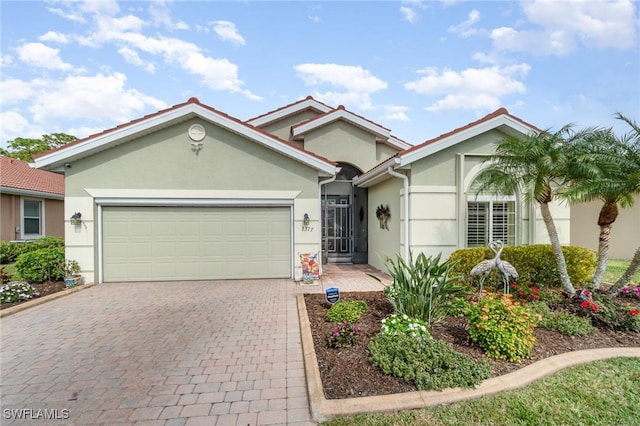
left=1, top=0, right=638, bottom=151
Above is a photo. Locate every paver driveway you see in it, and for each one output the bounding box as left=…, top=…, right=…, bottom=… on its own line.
left=1, top=280, right=313, bottom=426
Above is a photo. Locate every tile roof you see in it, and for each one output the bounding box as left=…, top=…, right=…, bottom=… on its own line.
left=33, top=98, right=337, bottom=170
left=245, top=96, right=334, bottom=125
left=0, top=155, right=64, bottom=195
left=400, top=107, right=541, bottom=156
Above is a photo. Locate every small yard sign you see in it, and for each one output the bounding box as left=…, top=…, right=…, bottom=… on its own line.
left=325, top=287, right=340, bottom=304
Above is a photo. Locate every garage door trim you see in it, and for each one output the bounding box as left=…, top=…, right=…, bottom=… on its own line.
left=97, top=198, right=294, bottom=283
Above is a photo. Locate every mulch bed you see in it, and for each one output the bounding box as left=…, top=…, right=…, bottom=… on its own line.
left=0, top=281, right=67, bottom=310
left=304, top=291, right=640, bottom=400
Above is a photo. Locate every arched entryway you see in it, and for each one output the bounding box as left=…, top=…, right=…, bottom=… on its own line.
left=321, top=162, right=368, bottom=264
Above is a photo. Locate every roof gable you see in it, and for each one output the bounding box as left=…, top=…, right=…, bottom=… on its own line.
left=245, top=96, right=333, bottom=127
left=0, top=155, right=64, bottom=197
left=354, top=108, right=541, bottom=187
left=33, top=98, right=337, bottom=176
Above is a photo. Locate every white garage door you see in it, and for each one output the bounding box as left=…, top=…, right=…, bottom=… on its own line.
left=102, top=206, right=291, bottom=282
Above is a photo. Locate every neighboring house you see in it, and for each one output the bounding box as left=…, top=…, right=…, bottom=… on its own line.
left=0, top=155, right=65, bottom=241
left=33, top=97, right=569, bottom=283
left=570, top=196, right=640, bottom=260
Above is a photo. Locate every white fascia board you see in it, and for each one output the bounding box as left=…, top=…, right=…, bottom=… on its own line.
left=0, top=186, right=64, bottom=200
left=386, top=136, right=412, bottom=151
left=246, top=99, right=332, bottom=127
left=34, top=103, right=337, bottom=176
left=398, top=115, right=537, bottom=168
left=95, top=198, right=295, bottom=207
left=292, top=109, right=391, bottom=140
left=85, top=189, right=302, bottom=200
left=352, top=158, right=400, bottom=188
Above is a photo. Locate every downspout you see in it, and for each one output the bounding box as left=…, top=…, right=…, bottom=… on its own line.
left=318, top=174, right=338, bottom=275
left=387, top=167, right=409, bottom=261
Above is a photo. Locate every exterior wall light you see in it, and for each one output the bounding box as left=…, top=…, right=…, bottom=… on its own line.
left=70, top=212, right=82, bottom=225
left=303, top=213, right=310, bottom=226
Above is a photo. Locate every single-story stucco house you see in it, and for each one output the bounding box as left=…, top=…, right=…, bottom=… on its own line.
left=33, top=97, right=569, bottom=283
left=0, top=155, right=64, bottom=241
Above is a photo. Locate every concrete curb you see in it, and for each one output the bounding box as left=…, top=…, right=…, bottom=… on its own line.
left=0, top=283, right=97, bottom=318
left=296, top=293, right=640, bottom=422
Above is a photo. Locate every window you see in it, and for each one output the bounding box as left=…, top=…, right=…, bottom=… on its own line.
left=467, top=200, right=516, bottom=247
left=22, top=199, right=43, bottom=238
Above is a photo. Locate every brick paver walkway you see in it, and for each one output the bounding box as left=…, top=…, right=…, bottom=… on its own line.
left=1, top=279, right=314, bottom=425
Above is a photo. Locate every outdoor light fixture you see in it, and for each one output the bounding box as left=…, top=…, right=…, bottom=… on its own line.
left=303, top=213, right=310, bottom=226
left=70, top=212, right=82, bottom=225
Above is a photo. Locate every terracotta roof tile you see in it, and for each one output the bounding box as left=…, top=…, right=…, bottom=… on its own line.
left=291, top=105, right=391, bottom=134
left=34, top=98, right=337, bottom=167
left=0, top=156, right=64, bottom=195
left=245, top=96, right=333, bottom=123
left=400, top=108, right=541, bottom=156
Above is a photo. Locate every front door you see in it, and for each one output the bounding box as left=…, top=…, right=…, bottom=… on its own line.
left=322, top=195, right=353, bottom=263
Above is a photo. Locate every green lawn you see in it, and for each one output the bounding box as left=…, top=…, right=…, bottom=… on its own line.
left=323, top=357, right=640, bottom=426
left=603, top=259, right=640, bottom=285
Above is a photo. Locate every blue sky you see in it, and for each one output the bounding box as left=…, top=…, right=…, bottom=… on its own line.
left=1, top=0, right=638, bottom=150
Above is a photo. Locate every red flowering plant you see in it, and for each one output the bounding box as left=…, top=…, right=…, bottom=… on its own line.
left=576, top=290, right=640, bottom=332
left=578, top=288, right=599, bottom=312
left=509, top=282, right=541, bottom=303
left=327, top=322, right=360, bottom=348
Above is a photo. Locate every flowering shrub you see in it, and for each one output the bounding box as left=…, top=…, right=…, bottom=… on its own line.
left=579, top=293, right=640, bottom=332
left=380, top=314, right=431, bottom=343
left=619, top=285, right=640, bottom=300
left=510, top=282, right=541, bottom=303
left=0, top=281, right=39, bottom=304
left=327, top=322, right=360, bottom=348
left=465, top=294, right=540, bottom=362
left=527, top=301, right=595, bottom=336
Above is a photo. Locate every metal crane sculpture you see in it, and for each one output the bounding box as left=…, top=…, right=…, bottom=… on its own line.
left=470, top=240, right=518, bottom=295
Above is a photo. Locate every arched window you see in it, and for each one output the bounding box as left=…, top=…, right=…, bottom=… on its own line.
left=466, top=180, right=516, bottom=247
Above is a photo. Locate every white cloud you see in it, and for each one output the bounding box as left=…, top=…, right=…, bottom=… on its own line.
left=1, top=54, right=13, bottom=67
left=294, top=63, right=387, bottom=110
left=0, top=78, right=35, bottom=105
left=381, top=105, right=409, bottom=122
left=118, top=47, right=156, bottom=73
left=400, top=1, right=427, bottom=23
left=148, top=0, right=189, bottom=30
left=0, top=111, right=31, bottom=141
left=39, top=31, right=69, bottom=44
left=405, top=64, right=530, bottom=112
left=15, top=43, right=72, bottom=71
left=27, top=72, right=167, bottom=125
left=491, top=0, right=637, bottom=55
left=448, top=9, right=480, bottom=37
left=212, top=21, right=246, bottom=46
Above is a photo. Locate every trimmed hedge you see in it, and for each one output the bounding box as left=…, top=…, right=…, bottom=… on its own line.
left=449, top=244, right=596, bottom=290
left=0, top=237, right=64, bottom=264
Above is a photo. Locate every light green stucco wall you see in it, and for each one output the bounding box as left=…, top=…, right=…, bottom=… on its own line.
left=258, top=110, right=321, bottom=141
left=65, top=119, right=319, bottom=198
left=303, top=121, right=377, bottom=173
left=368, top=178, right=402, bottom=272
left=376, top=144, right=399, bottom=165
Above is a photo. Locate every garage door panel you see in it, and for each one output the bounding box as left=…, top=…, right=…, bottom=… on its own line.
left=103, top=206, right=291, bottom=282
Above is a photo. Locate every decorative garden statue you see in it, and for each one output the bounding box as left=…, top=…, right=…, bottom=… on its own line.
left=470, top=240, right=518, bottom=295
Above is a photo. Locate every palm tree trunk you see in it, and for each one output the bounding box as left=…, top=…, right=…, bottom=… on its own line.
left=592, top=224, right=612, bottom=289
left=539, top=201, right=575, bottom=296
left=593, top=202, right=618, bottom=290
left=609, top=244, right=640, bottom=294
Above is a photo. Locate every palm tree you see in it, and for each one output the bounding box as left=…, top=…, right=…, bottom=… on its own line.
left=474, top=125, right=585, bottom=297
left=561, top=123, right=640, bottom=289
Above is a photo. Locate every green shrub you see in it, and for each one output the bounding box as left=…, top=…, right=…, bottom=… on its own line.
left=325, top=300, right=369, bottom=323
left=465, top=295, right=540, bottom=362
left=374, top=252, right=465, bottom=325
left=527, top=301, right=595, bottom=336
left=0, top=237, right=64, bottom=264
left=368, top=332, right=491, bottom=391
left=450, top=245, right=596, bottom=291
left=15, top=247, right=65, bottom=283
left=0, top=281, right=39, bottom=303
left=380, top=314, right=431, bottom=343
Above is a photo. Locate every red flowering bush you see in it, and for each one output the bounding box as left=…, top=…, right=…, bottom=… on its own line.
left=510, top=282, right=541, bottom=303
